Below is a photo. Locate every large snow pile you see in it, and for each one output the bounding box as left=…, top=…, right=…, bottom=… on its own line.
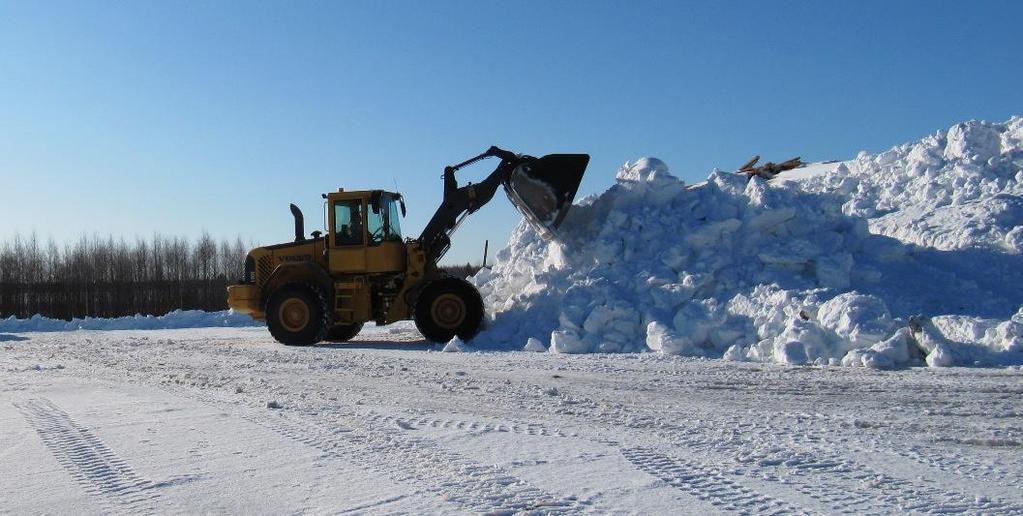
left=473, top=117, right=1023, bottom=368
left=0, top=309, right=262, bottom=333
left=793, top=118, right=1023, bottom=252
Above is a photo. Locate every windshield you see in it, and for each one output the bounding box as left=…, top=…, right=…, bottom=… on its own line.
left=368, top=194, right=403, bottom=245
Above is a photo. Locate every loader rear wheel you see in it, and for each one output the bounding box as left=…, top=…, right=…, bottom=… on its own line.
left=266, top=284, right=331, bottom=346
left=414, top=278, right=484, bottom=343
left=324, top=322, right=364, bottom=343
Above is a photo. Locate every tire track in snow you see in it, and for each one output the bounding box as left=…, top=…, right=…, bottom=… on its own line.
left=509, top=383, right=1023, bottom=516
left=159, top=384, right=587, bottom=514
left=884, top=442, right=1023, bottom=487
left=499, top=361, right=1023, bottom=515
left=630, top=419, right=882, bottom=514
left=772, top=451, right=1023, bottom=515
left=620, top=447, right=804, bottom=515
left=794, top=412, right=1023, bottom=492
left=653, top=416, right=1023, bottom=515
left=364, top=410, right=576, bottom=438
left=14, top=398, right=162, bottom=515
left=297, top=412, right=583, bottom=514
left=736, top=412, right=1023, bottom=513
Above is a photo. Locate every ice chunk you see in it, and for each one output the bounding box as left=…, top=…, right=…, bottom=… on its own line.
left=842, top=328, right=919, bottom=369
left=616, top=157, right=672, bottom=183
left=550, top=330, right=589, bottom=354
left=944, top=121, right=1002, bottom=162
left=442, top=337, right=467, bottom=352
left=722, top=344, right=746, bottom=361
left=817, top=293, right=894, bottom=349
left=523, top=337, right=547, bottom=352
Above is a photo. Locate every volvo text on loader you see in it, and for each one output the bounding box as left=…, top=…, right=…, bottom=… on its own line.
left=227, top=147, right=589, bottom=346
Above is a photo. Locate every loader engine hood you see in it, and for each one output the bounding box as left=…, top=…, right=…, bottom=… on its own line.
left=504, top=153, right=589, bottom=239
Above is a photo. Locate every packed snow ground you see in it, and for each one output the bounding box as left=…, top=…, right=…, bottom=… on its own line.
left=474, top=117, right=1023, bottom=369
left=3, top=326, right=1023, bottom=514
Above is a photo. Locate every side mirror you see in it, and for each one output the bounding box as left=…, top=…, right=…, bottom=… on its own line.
left=396, top=194, right=406, bottom=217
left=370, top=191, right=381, bottom=215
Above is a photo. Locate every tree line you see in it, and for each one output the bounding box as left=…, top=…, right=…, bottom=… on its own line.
left=0, top=233, right=248, bottom=320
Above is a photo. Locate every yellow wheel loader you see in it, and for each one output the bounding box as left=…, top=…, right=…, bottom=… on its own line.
left=227, top=147, right=589, bottom=346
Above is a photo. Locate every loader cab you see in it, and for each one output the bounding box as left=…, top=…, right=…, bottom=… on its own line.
left=325, top=189, right=406, bottom=274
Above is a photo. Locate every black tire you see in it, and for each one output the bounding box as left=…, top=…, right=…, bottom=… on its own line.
left=323, top=322, right=364, bottom=343
left=413, top=277, right=484, bottom=343
left=266, top=284, right=331, bottom=346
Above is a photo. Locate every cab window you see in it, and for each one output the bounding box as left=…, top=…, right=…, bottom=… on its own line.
left=333, top=200, right=364, bottom=246
left=385, top=196, right=402, bottom=241
left=367, top=200, right=385, bottom=245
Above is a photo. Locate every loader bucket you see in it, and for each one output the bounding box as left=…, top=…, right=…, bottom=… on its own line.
left=504, top=153, right=589, bottom=239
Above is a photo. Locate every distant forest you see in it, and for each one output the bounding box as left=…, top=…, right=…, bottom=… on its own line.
left=0, top=233, right=247, bottom=320
left=0, top=233, right=484, bottom=320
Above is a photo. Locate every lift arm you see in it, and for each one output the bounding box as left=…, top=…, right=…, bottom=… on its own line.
left=419, top=146, right=522, bottom=264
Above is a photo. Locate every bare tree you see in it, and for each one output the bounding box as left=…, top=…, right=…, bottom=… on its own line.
left=0, top=233, right=250, bottom=319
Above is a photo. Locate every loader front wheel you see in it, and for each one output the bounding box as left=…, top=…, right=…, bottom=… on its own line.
left=324, top=322, right=364, bottom=343
left=266, top=284, right=331, bottom=346
left=414, top=278, right=484, bottom=343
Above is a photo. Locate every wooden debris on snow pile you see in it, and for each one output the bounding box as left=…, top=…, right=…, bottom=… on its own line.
left=737, top=155, right=804, bottom=180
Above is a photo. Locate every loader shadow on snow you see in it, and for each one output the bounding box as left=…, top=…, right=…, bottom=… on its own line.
left=0, top=333, right=28, bottom=342
left=316, top=339, right=434, bottom=351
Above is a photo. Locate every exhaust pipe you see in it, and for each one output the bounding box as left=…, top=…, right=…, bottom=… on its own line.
left=289, top=203, right=305, bottom=242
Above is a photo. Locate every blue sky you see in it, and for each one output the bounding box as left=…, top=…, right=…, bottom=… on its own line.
left=1, top=1, right=1020, bottom=264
